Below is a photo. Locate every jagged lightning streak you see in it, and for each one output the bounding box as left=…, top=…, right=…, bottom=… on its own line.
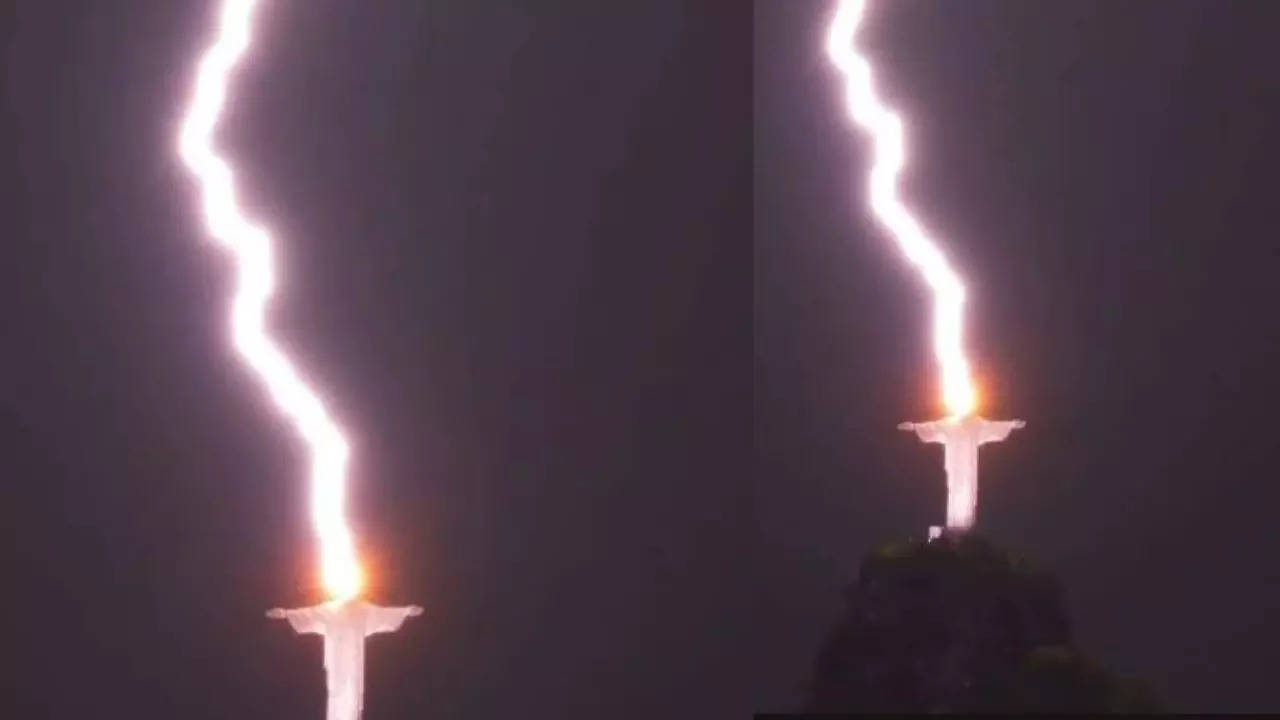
left=178, top=0, right=363, bottom=601
left=827, top=0, right=977, bottom=418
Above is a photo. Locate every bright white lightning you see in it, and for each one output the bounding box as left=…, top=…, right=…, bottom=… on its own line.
left=828, top=0, right=1026, bottom=532
left=178, top=0, right=363, bottom=601
left=826, top=0, right=976, bottom=418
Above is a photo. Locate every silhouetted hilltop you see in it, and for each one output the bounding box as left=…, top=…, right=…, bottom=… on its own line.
left=806, top=532, right=1163, bottom=713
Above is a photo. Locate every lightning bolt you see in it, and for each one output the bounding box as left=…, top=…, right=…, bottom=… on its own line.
left=178, top=0, right=363, bottom=601
left=827, top=0, right=977, bottom=418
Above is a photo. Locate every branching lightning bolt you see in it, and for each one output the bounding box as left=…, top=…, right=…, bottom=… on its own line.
left=178, top=0, right=363, bottom=601
left=827, top=0, right=977, bottom=417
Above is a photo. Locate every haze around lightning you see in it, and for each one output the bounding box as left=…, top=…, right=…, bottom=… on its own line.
left=178, top=0, right=363, bottom=600
left=826, top=0, right=977, bottom=417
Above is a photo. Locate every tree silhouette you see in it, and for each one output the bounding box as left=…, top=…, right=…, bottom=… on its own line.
left=806, top=533, right=1164, bottom=713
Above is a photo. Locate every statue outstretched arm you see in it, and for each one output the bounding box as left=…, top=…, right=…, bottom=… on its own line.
left=898, top=420, right=946, bottom=443
left=266, top=606, right=325, bottom=634
left=979, top=419, right=1025, bottom=444
left=365, top=604, right=423, bottom=635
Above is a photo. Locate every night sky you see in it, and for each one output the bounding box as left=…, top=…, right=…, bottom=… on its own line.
left=4, top=0, right=1280, bottom=717
left=3, top=2, right=750, bottom=717
left=756, top=0, right=1280, bottom=713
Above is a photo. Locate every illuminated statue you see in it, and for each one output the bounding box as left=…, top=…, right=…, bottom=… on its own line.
left=267, top=600, right=423, bottom=720
left=899, top=416, right=1025, bottom=531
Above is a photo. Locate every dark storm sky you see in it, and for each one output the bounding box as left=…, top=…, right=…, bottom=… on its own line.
left=756, top=0, right=1280, bottom=713
left=3, top=2, right=751, bottom=718
left=5, top=0, right=1280, bottom=716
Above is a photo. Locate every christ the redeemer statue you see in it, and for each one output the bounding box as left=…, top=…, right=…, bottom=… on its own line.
left=898, top=415, right=1025, bottom=532
left=267, top=599, right=422, bottom=720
